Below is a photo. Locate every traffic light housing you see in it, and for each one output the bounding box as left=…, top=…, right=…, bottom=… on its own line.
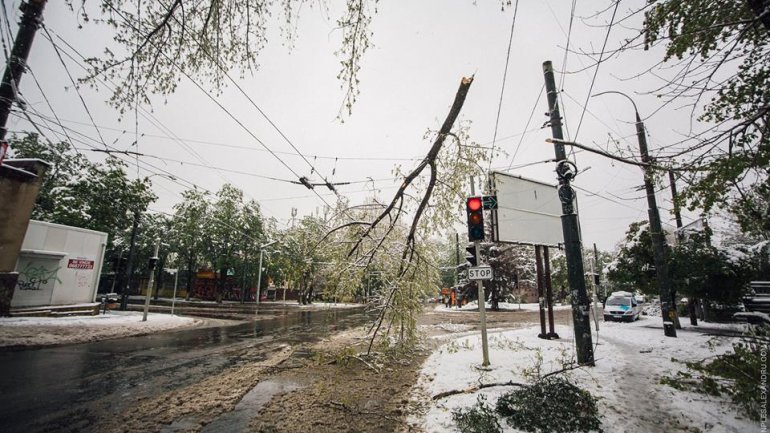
left=465, top=244, right=478, bottom=267
left=466, top=196, right=484, bottom=241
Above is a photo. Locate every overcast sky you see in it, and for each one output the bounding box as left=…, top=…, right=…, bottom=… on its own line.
left=4, top=0, right=710, bottom=251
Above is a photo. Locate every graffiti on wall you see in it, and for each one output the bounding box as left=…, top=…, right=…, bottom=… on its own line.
left=16, top=261, right=62, bottom=291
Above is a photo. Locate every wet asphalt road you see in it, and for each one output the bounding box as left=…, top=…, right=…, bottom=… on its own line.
left=0, top=306, right=370, bottom=433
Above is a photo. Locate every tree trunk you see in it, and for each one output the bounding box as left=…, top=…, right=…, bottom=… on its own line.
left=185, top=256, right=195, bottom=301
left=217, top=266, right=227, bottom=303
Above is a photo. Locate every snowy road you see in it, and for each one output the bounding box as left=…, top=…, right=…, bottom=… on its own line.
left=0, top=308, right=370, bottom=433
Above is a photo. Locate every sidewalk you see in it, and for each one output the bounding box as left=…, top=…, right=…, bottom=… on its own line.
left=406, top=317, right=757, bottom=433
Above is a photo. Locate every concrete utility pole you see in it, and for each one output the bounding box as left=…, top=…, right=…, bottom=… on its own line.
left=594, top=90, right=678, bottom=337
left=542, top=60, right=594, bottom=365
left=0, top=0, right=47, bottom=141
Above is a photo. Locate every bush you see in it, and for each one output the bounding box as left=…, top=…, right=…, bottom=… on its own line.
left=452, top=395, right=502, bottom=433
left=452, top=377, right=602, bottom=433
left=661, top=326, right=770, bottom=421
left=496, top=376, right=602, bottom=433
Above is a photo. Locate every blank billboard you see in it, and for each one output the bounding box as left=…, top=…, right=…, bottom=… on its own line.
left=490, top=171, right=563, bottom=247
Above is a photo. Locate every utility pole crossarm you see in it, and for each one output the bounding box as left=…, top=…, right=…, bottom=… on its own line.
left=545, top=138, right=651, bottom=168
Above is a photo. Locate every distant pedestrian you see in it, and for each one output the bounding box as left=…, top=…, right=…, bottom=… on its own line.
left=450, top=290, right=455, bottom=308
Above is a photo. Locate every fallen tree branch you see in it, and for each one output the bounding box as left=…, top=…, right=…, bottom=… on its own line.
left=432, top=380, right=525, bottom=400
left=364, top=76, right=475, bottom=354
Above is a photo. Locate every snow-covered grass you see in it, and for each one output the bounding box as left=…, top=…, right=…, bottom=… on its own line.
left=408, top=316, right=758, bottom=433
left=0, top=310, right=201, bottom=347
left=434, top=301, right=571, bottom=313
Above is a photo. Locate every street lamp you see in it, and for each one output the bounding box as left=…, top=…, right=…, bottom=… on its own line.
left=593, top=90, right=678, bottom=337
left=256, top=240, right=279, bottom=306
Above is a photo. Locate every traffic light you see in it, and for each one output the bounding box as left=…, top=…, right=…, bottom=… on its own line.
left=466, top=196, right=484, bottom=241
left=465, top=244, right=478, bottom=267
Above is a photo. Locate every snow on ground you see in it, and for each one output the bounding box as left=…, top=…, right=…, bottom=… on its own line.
left=408, top=316, right=757, bottom=433
left=0, top=311, right=202, bottom=347
left=433, top=301, right=571, bottom=313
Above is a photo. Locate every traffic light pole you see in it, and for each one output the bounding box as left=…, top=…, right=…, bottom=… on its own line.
left=543, top=61, right=594, bottom=365
left=475, top=241, right=490, bottom=367
left=470, top=181, right=490, bottom=367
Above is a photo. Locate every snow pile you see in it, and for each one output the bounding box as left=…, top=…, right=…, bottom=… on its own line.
left=0, top=311, right=200, bottom=347
left=408, top=317, right=757, bottom=433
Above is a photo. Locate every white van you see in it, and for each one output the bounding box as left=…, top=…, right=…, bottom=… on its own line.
left=603, top=291, right=642, bottom=322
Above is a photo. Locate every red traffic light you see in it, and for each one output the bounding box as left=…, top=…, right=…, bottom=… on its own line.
left=466, top=196, right=484, bottom=242
left=467, top=196, right=482, bottom=211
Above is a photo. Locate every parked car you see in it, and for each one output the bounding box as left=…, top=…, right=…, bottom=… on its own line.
left=603, top=291, right=642, bottom=322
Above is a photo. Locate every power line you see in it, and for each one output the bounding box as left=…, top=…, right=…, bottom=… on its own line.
left=573, top=0, right=620, bottom=141
left=489, top=0, right=519, bottom=173
left=506, top=84, right=544, bottom=170
left=41, top=26, right=109, bottom=150
left=40, top=29, right=288, bottom=219
left=42, top=27, right=241, bottom=190
left=18, top=109, right=405, bottom=190
left=107, top=5, right=342, bottom=198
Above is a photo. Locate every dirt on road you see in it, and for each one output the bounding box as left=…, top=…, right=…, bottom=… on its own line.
left=247, top=306, right=572, bottom=433
left=98, top=305, right=571, bottom=433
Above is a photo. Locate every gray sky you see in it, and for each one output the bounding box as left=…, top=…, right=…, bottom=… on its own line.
left=5, top=0, right=708, bottom=251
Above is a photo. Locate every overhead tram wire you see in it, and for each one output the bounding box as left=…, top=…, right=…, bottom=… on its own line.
left=3, top=112, right=423, bottom=162
left=25, top=66, right=80, bottom=155
left=573, top=0, right=620, bottom=142
left=42, top=28, right=240, bottom=190
left=20, top=109, right=404, bottom=192
left=9, top=71, right=288, bottom=222
left=97, top=9, right=336, bottom=211
left=41, top=26, right=110, bottom=150
left=489, top=0, right=519, bottom=174
left=41, top=31, right=287, bottom=220
left=106, top=5, right=341, bottom=200
left=506, top=84, right=544, bottom=170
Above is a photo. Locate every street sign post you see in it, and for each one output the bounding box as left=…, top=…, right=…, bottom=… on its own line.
left=468, top=266, right=493, bottom=280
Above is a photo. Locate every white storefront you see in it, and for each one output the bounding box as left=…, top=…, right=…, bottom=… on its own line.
left=12, top=220, right=108, bottom=308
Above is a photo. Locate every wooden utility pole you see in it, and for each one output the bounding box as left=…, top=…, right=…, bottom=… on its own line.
left=669, top=169, right=697, bottom=326
left=543, top=60, right=594, bottom=365
left=0, top=0, right=47, bottom=141
left=635, top=109, right=678, bottom=337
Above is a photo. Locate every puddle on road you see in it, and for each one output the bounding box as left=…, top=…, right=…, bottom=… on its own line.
left=161, top=378, right=302, bottom=433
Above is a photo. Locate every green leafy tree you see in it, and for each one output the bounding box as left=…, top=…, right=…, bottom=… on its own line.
left=202, top=184, right=245, bottom=302
left=67, top=0, right=378, bottom=117
left=608, top=221, right=754, bottom=312
left=168, top=189, right=209, bottom=299
left=277, top=215, right=329, bottom=305
left=9, top=133, right=156, bottom=280
left=641, top=0, right=770, bottom=238
left=606, top=222, right=658, bottom=297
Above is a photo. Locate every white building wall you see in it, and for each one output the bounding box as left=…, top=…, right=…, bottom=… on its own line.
left=12, top=221, right=108, bottom=308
